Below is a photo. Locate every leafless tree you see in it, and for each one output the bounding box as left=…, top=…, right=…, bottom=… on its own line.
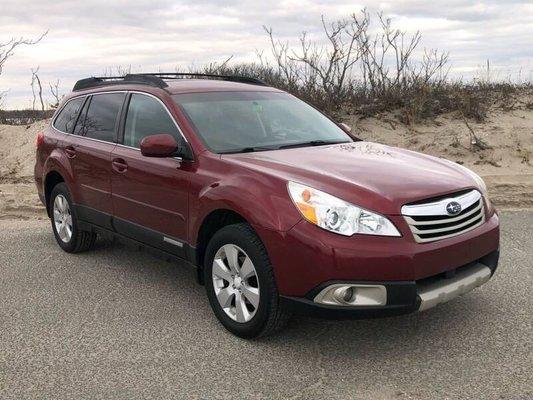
left=49, top=79, right=61, bottom=108
left=31, top=67, right=45, bottom=111
left=0, top=31, right=47, bottom=75
left=0, top=31, right=47, bottom=107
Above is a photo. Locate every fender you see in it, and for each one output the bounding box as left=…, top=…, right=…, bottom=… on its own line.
left=43, top=149, right=78, bottom=202
left=189, top=175, right=302, bottom=246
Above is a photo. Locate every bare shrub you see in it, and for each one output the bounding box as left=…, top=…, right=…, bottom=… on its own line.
left=0, top=109, right=53, bottom=125
left=193, top=11, right=529, bottom=125
left=251, top=10, right=452, bottom=121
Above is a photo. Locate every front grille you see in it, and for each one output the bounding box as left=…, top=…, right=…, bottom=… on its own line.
left=402, top=190, right=485, bottom=243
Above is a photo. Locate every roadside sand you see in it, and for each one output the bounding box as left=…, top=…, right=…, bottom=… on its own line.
left=0, top=109, right=531, bottom=220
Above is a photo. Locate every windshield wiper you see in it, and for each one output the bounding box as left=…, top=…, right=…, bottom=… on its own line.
left=220, top=140, right=351, bottom=154
left=220, top=146, right=276, bottom=154
left=277, top=140, right=350, bottom=150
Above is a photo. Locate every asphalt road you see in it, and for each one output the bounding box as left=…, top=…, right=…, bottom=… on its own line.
left=0, top=212, right=531, bottom=400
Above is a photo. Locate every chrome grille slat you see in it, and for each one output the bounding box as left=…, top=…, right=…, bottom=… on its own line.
left=414, top=217, right=485, bottom=243
left=401, top=190, right=481, bottom=216
left=402, top=190, right=485, bottom=243
left=404, top=201, right=482, bottom=226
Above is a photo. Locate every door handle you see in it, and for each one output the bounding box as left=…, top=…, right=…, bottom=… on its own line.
left=65, top=146, right=76, bottom=159
left=112, top=158, right=128, bottom=173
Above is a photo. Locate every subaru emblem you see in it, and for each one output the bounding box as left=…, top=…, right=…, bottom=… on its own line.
left=446, top=201, right=462, bottom=216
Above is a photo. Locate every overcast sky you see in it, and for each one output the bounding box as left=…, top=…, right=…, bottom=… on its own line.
left=1, top=0, right=532, bottom=109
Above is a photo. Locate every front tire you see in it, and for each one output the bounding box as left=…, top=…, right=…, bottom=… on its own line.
left=50, top=183, right=96, bottom=253
left=204, top=223, right=290, bottom=338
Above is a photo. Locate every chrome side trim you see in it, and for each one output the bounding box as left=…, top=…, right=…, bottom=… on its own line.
left=52, top=89, right=190, bottom=147
left=51, top=91, right=125, bottom=134
left=163, top=237, right=184, bottom=247
left=113, top=142, right=184, bottom=163
left=418, top=263, right=491, bottom=311
left=401, top=190, right=481, bottom=217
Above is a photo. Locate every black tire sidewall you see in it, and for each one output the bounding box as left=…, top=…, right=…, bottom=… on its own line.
left=50, top=183, right=80, bottom=253
left=204, top=225, right=275, bottom=338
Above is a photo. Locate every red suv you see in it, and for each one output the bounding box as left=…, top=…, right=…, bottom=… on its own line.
left=35, top=73, right=500, bottom=338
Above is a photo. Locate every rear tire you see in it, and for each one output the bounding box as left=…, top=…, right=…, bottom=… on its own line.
left=50, top=183, right=96, bottom=253
left=204, top=223, right=291, bottom=338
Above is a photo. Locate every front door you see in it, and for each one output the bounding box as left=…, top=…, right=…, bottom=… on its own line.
left=110, top=92, right=191, bottom=257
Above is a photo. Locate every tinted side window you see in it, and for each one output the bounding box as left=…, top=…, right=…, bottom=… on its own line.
left=53, top=97, right=84, bottom=133
left=73, top=96, right=90, bottom=136
left=124, top=94, right=182, bottom=148
left=80, top=93, right=125, bottom=142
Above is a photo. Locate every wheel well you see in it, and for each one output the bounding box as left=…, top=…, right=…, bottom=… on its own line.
left=195, top=209, right=247, bottom=283
left=44, top=171, right=64, bottom=216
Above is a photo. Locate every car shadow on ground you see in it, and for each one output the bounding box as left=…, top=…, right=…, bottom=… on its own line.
left=80, top=235, right=499, bottom=353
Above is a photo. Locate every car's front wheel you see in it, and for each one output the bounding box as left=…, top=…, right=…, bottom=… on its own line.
left=50, top=183, right=96, bottom=253
left=204, top=223, right=290, bottom=338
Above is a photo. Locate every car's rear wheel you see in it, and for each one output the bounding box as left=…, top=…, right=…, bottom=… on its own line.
left=50, top=183, right=96, bottom=253
left=204, top=223, right=290, bottom=338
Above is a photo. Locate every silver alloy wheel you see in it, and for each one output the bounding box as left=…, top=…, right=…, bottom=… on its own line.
left=53, top=194, right=73, bottom=243
left=212, top=244, right=260, bottom=323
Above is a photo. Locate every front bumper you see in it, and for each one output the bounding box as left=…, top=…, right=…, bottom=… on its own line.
left=255, top=211, right=499, bottom=297
left=281, top=249, right=499, bottom=319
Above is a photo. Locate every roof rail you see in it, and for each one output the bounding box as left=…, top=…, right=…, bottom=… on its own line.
left=132, top=73, right=266, bottom=86
left=73, top=72, right=266, bottom=91
left=73, top=74, right=168, bottom=91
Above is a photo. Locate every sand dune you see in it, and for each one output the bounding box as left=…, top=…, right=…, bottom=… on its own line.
left=0, top=109, right=531, bottom=220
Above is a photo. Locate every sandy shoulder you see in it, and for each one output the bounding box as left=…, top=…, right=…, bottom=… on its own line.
left=0, top=182, right=47, bottom=220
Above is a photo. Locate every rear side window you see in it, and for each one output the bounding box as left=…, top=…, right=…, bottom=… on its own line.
left=123, top=93, right=183, bottom=148
left=77, top=93, right=125, bottom=142
left=53, top=97, right=84, bottom=133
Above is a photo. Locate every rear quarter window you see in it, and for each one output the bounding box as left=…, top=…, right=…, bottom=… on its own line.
left=53, top=97, right=85, bottom=133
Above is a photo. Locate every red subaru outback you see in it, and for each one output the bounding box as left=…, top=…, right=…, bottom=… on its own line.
left=35, top=73, right=500, bottom=338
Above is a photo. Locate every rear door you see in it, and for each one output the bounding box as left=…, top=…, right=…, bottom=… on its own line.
left=69, top=92, right=126, bottom=228
left=110, top=92, right=191, bottom=257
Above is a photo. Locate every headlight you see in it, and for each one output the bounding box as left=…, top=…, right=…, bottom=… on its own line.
left=287, top=181, right=401, bottom=237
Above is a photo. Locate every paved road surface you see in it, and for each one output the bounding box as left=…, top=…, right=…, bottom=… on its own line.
left=0, top=212, right=531, bottom=399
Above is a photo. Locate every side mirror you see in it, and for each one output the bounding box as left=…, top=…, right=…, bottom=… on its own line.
left=339, top=122, right=352, bottom=133
left=140, top=134, right=193, bottom=160
left=140, top=134, right=179, bottom=157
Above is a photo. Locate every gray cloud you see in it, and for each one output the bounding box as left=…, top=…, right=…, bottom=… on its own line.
left=1, top=0, right=532, bottom=108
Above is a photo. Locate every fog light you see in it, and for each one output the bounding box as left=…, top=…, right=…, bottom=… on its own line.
left=333, top=286, right=355, bottom=304
left=314, top=284, right=387, bottom=306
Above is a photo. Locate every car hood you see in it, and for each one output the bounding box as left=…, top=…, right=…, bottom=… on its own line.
left=223, top=142, right=480, bottom=215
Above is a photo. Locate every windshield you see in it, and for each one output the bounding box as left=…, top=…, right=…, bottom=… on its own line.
left=172, top=91, right=352, bottom=153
